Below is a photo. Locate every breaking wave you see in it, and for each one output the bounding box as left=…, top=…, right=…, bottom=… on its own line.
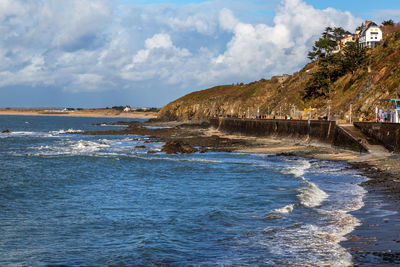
left=297, top=181, right=329, bottom=208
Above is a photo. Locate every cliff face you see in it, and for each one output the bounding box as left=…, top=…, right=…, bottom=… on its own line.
left=158, top=29, right=400, bottom=122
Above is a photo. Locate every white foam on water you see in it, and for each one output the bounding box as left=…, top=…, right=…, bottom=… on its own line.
left=26, top=137, right=165, bottom=157
left=271, top=204, right=295, bottom=214
left=264, top=159, right=319, bottom=219
left=297, top=181, right=329, bottom=208
left=183, top=158, right=223, bottom=163
left=258, top=159, right=367, bottom=266
left=50, top=129, right=83, bottom=135
left=3, top=131, right=54, bottom=138
left=70, top=140, right=109, bottom=152
left=258, top=221, right=356, bottom=266
left=29, top=139, right=112, bottom=156
left=282, top=159, right=312, bottom=178
left=99, top=124, right=126, bottom=127
left=9, top=131, right=37, bottom=135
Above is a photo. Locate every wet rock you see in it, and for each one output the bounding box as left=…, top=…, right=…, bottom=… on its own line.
left=200, top=147, right=209, bottom=153
left=161, top=141, right=198, bottom=154
left=2, top=129, right=10, bottom=133
left=277, top=152, right=296, bottom=157
left=147, top=150, right=158, bottom=154
left=135, top=145, right=146, bottom=149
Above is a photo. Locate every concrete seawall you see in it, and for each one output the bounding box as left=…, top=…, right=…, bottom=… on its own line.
left=354, top=122, right=400, bottom=152
left=210, top=118, right=367, bottom=152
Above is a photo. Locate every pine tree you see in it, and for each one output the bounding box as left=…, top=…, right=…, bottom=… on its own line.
left=382, top=19, right=395, bottom=26
left=342, top=43, right=367, bottom=73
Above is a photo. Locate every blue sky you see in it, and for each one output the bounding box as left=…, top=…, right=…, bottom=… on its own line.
left=0, top=0, right=399, bottom=108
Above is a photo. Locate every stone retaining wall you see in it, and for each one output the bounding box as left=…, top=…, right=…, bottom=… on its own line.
left=354, top=122, right=400, bottom=152
left=210, top=118, right=366, bottom=152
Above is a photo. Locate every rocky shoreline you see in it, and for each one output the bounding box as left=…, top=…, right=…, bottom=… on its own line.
left=80, top=121, right=252, bottom=154
left=75, top=120, right=400, bottom=266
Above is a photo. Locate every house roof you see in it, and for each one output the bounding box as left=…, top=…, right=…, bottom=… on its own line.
left=360, top=21, right=380, bottom=37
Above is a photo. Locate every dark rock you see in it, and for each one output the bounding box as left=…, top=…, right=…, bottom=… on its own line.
left=277, top=152, right=296, bottom=156
left=161, top=141, right=198, bottom=154
left=127, top=121, right=146, bottom=129
left=200, top=148, right=208, bottom=153
left=147, top=150, right=158, bottom=154
left=135, top=145, right=146, bottom=149
left=1, top=129, right=10, bottom=133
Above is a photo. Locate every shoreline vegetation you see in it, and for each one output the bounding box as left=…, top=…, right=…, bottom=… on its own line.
left=0, top=108, right=157, bottom=119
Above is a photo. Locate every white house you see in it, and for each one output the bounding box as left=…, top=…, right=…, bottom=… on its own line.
left=358, top=21, right=383, bottom=48
left=123, top=106, right=131, bottom=112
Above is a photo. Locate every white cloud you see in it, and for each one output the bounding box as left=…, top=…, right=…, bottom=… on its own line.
left=145, top=33, right=173, bottom=50
left=122, top=33, right=192, bottom=83
left=0, top=0, right=363, bottom=106
left=219, top=8, right=239, bottom=31
left=200, top=0, right=362, bottom=83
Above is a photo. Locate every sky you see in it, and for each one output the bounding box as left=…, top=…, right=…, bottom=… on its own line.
left=0, top=0, right=399, bottom=108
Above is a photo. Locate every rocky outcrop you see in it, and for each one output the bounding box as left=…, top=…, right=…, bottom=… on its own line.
left=161, top=141, right=198, bottom=154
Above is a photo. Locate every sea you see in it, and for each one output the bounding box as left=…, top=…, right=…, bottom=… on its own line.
left=0, top=115, right=367, bottom=266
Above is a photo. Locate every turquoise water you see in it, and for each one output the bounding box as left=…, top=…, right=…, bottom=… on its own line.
left=0, top=116, right=366, bottom=266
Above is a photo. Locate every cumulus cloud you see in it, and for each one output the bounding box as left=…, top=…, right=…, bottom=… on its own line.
left=206, top=0, right=362, bottom=81
left=0, top=0, right=363, bottom=106
left=122, top=33, right=192, bottom=83
left=117, top=0, right=361, bottom=87
left=219, top=8, right=239, bottom=31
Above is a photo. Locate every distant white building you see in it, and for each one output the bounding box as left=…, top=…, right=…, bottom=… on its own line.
left=358, top=21, right=382, bottom=48
left=123, top=106, right=131, bottom=112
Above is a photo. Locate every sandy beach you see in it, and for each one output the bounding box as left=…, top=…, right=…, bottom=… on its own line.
left=0, top=108, right=157, bottom=119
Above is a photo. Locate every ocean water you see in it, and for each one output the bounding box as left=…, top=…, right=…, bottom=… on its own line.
left=0, top=115, right=367, bottom=266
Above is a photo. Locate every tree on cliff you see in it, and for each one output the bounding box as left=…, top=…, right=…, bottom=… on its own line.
left=382, top=19, right=395, bottom=26
left=304, top=28, right=368, bottom=99
left=308, top=27, right=345, bottom=60
left=342, top=43, right=367, bottom=73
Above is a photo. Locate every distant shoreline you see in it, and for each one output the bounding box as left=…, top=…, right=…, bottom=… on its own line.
left=0, top=109, right=158, bottom=119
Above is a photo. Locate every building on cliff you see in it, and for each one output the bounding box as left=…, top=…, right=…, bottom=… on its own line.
left=333, top=31, right=356, bottom=53
left=358, top=21, right=382, bottom=48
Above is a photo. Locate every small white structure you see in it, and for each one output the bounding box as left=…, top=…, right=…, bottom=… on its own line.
left=359, top=21, right=382, bottom=48
left=123, top=106, right=131, bottom=112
